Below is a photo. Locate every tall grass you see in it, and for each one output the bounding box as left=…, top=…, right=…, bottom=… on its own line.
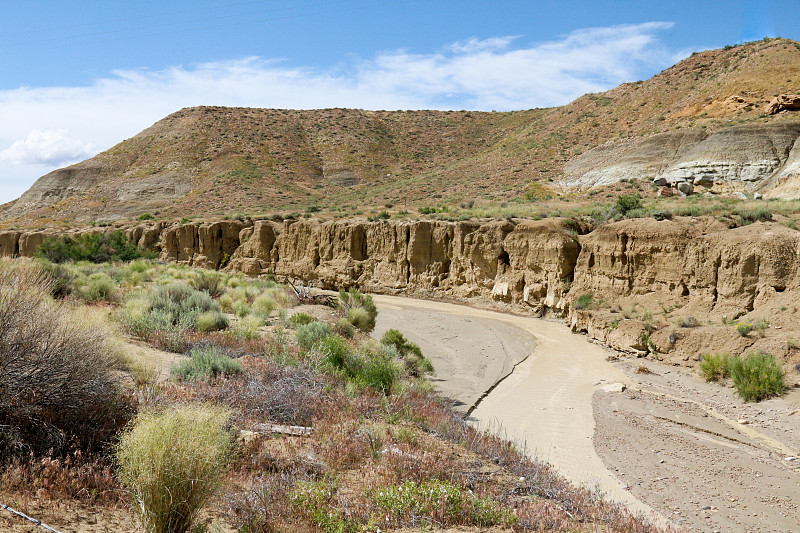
left=116, top=406, right=233, bottom=533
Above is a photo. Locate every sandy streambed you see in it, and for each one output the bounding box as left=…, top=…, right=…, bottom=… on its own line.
left=372, top=295, right=665, bottom=525
left=373, top=295, right=800, bottom=532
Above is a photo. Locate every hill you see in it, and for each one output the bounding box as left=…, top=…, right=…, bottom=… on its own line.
left=3, top=37, right=800, bottom=226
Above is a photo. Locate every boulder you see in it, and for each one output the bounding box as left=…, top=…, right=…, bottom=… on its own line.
left=652, top=176, right=667, bottom=187
left=754, top=192, right=763, bottom=200
left=677, top=181, right=694, bottom=196
left=767, top=95, right=800, bottom=115
left=658, top=186, right=674, bottom=197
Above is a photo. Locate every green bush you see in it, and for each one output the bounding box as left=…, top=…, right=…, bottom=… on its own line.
left=251, top=292, right=276, bottom=318
left=318, top=334, right=351, bottom=369
left=347, top=307, right=374, bottom=332
left=699, top=353, right=730, bottom=381
left=35, top=231, right=153, bottom=264
left=170, top=345, right=241, bottom=382
left=190, top=271, right=223, bottom=298
left=729, top=352, right=784, bottom=402
left=295, top=321, right=331, bottom=349
left=289, top=312, right=314, bottom=328
left=380, top=329, right=434, bottom=376
left=350, top=352, right=400, bottom=395
left=616, top=193, right=642, bottom=216
left=75, top=271, right=116, bottom=302
left=337, top=288, right=378, bottom=333
left=116, top=406, right=233, bottom=533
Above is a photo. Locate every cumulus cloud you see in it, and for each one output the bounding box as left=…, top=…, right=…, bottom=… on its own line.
left=0, top=22, right=681, bottom=203
left=0, top=129, right=94, bottom=166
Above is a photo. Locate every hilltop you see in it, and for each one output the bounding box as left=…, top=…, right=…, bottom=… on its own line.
left=3, top=37, right=800, bottom=226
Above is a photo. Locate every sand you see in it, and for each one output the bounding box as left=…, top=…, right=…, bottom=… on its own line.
left=373, top=294, right=800, bottom=532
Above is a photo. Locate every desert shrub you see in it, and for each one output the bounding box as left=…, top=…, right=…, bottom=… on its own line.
left=347, top=306, right=374, bottom=332
left=170, top=345, right=241, bottom=382
left=252, top=292, right=277, bottom=318
left=0, top=260, right=130, bottom=460
left=317, top=334, right=351, bottom=370
left=728, top=352, right=784, bottom=402
left=38, top=259, right=77, bottom=298
left=615, top=193, right=642, bottom=216
left=574, top=293, right=594, bottom=310
left=75, top=271, right=116, bottom=302
left=372, top=479, right=514, bottom=528
left=289, top=312, right=313, bottom=328
left=334, top=317, right=355, bottom=338
left=35, top=231, right=152, bottom=263
left=116, top=406, right=233, bottom=533
left=349, top=352, right=400, bottom=395
left=192, top=363, right=328, bottom=426
left=296, top=321, right=331, bottom=349
left=195, top=310, right=229, bottom=332
left=122, top=282, right=223, bottom=346
left=380, top=329, right=434, bottom=376
left=231, top=314, right=264, bottom=340
left=736, top=322, right=753, bottom=337
left=699, top=353, right=730, bottom=381
left=337, top=288, right=377, bottom=332
left=190, top=270, right=223, bottom=298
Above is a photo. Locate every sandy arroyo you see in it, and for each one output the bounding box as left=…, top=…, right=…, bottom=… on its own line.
left=372, top=295, right=665, bottom=526
left=374, top=294, right=800, bottom=532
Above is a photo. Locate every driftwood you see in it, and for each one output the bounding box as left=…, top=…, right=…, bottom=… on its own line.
left=287, top=278, right=336, bottom=306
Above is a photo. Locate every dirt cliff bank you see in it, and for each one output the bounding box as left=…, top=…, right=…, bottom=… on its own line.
left=3, top=216, right=799, bottom=378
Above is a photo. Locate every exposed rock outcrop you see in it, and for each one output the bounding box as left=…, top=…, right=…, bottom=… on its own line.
left=767, top=94, right=800, bottom=114
left=564, top=122, right=800, bottom=193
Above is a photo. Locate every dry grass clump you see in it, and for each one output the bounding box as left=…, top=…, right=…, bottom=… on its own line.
left=116, top=405, right=234, bottom=533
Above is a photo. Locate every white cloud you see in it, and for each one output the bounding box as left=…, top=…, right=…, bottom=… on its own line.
left=0, top=129, right=94, bottom=166
left=0, top=22, right=680, bottom=204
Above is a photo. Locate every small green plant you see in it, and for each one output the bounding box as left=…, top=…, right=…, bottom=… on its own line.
left=574, top=293, right=594, bottom=310
left=116, top=406, right=233, bottom=533
left=680, top=315, right=700, bottom=328
left=736, top=322, right=753, bottom=337
left=699, top=353, right=730, bottom=381
left=170, top=345, right=241, bottom=382
left=334, top=317, right=355, bottom=338
left=728, top=352, right=784, bottom=402
left=137, top=213, right=156, bottom=221
left=288, top=312, right=313, bottom=328
left=753, top=317, right=769, bottom=337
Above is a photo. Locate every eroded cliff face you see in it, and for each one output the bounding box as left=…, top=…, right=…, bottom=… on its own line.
left=564, top=122, right=800, bottom=194
left=3, top=216, right=800, bottom=369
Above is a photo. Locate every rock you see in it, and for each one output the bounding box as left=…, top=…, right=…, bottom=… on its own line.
left=737, top=418, right=749, bottom=425
left=600, top=382, right=626, bottom=393
left=753, top=192, right=763, bottom=200
left=693, top=175, right=715, bottom=188
left=652, top=176, right=667, bottom=187
left=677, top=181, right=694, bottom=196
left=766, top=94, right=800, bottom=115
left=784, top=456, right=797, bottom=461
left=658, top=186, right=674, bottom=197
left=733, top=192, right=748, bottom=200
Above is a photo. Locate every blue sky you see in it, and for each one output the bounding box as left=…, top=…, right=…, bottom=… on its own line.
left=1, top=0, right=797, bottom=203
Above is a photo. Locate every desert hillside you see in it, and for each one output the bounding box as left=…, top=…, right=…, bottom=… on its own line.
left=3, top=37, right=800, bottom=225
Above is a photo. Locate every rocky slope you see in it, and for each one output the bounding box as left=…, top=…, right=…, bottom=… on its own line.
left=3, top=215, right=800, bottom=378
left=3, top=38, right=800, bottom=225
